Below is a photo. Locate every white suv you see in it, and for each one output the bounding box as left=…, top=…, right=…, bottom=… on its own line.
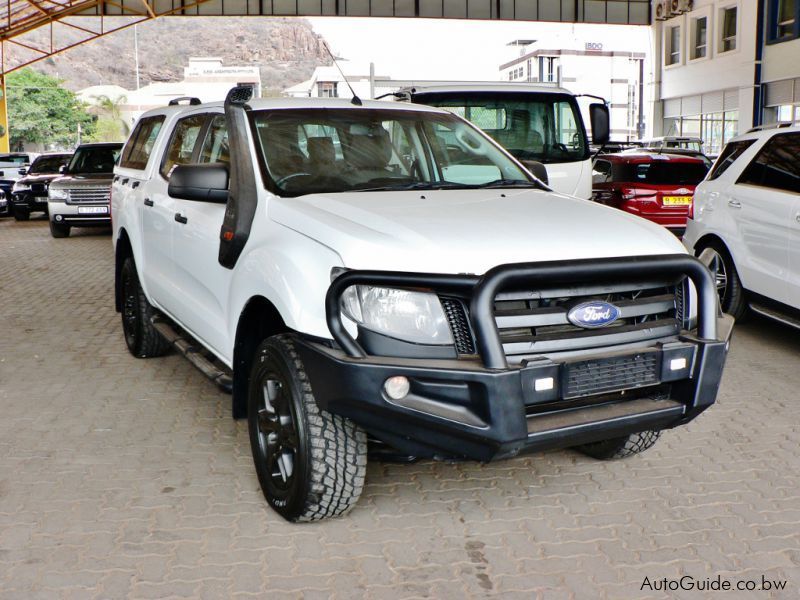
left=683, top=124, right=800, bottom=323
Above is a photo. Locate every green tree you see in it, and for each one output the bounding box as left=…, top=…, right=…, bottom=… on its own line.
left=89, top=94, right=129, bottom=139
left=6, top=68, right=96, bottom=150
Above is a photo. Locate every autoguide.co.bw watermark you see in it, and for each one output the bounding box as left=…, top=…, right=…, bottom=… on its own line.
left=641, top=574, right=787, bottom=593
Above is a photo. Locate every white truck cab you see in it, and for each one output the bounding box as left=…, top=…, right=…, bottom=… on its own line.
left=112, top=88, right=730, bottom=522
left=399, top=84, right=608, bottom=199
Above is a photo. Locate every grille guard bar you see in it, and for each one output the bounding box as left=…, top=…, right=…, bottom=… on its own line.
left=326, top=253, right=718, bottom=370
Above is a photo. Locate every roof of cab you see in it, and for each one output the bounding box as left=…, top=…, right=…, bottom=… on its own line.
left=138, top=96, right=453, bottom=121
left=405, top=83, right=573, bottom=96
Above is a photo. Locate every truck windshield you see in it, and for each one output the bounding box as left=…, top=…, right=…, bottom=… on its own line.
left=67, top=146, right=121, bottom=174
left=410, top=92, right=589, bottom=164
left=251, top=107, right=537, bottom=197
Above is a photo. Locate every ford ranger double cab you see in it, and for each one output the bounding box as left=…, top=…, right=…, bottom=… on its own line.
left=112, top=87, right=732, bottom=522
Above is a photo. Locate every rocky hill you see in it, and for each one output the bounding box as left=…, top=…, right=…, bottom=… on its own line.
left=13, top=17, right=329, bottom=94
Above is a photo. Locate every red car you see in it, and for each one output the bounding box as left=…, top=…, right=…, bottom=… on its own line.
left=591, top=152, right=710, bottom=236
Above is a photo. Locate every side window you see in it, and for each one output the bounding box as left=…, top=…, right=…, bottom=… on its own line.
left=737, top=134, right=800, bottom=193
left=707, top=139, right=756, bottom=181
left=120, top=115, right=165, bottom=170
left=160, top=114, right=207, bottom=179
left=198, top=115, right=229, bottom=164
left=592, top=160, right=611, bottom=184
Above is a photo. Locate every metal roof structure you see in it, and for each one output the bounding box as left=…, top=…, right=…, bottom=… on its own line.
left=0, top=0, right=652, bottom=75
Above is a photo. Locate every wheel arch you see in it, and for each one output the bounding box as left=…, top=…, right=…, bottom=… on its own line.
left=115, top=228, right=134, bottom=313
left=231, top=295, right=290, bottom=419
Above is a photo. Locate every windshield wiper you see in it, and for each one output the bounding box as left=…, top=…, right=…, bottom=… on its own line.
left=352, top=181, right=476, bottom=192
left=477, top=179, right=545, bottom=189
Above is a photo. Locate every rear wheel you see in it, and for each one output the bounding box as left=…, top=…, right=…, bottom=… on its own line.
left=575, top=430, right=661, bottom=460
left=120, top=257, right=170, bottom=358
left=699, top=242, right=747, bottom=320
left=248, top=335, right=367, bottom=522
left=49, top=220, right=70, bottom=238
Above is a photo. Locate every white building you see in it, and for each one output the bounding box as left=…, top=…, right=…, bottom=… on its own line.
left=652, top=1, right=754, bottom=155
left=284, top=63, right=388, bottom=100
left=760, top=0, right=800, bottom=125
left=498, top=36, right=648, bottom=141
left=79, top=57, right=261, bottom=129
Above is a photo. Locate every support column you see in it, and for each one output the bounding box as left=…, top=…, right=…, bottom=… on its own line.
left=0, top=75, right=9, bottom=153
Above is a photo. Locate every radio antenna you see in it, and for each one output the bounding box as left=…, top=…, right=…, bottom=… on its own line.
left=322, top=42, right=362, bottom=106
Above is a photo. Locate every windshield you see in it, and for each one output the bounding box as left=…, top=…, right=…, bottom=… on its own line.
left=251, top=107, right=535, bottom=197
left=67, top=146, right=121, bottom=174
left=411, top=92, right=589, bottom=164
left=30, top=154, right=70, bottom=174
left=0, top=154, right=30, bottom=166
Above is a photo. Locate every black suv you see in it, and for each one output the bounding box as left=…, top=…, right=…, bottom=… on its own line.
left=9, top=153, right=72, bottom=221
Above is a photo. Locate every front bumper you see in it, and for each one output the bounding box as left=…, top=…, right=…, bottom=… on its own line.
left=11, top=190, right=49, bottom=212
left=48, top=200, right=110, bottom=227
left=304, top=254, right=732, bottom=461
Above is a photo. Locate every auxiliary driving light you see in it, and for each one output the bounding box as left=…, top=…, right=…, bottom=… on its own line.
left=384, top=376, right=410, bottom=401
left=534, top=377, right=555, bottom=392
left=670, top=357, right=687, bottom=371
left=55, top=215, right=63, bottom=222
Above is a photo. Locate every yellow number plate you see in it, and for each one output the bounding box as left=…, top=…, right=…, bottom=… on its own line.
left=663, top=196, right=692, bottom=205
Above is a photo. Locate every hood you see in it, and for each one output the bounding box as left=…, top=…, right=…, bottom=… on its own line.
left=18, top=173, right=60, bottom=185
left=269, top=189, right=688, bottom=274
left=49, top=173, right=113, bottom=188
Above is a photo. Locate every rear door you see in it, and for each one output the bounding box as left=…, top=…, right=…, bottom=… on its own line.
left=729, top=134, right=798, bottom=305
left=169, top=113, right=233, bottom=354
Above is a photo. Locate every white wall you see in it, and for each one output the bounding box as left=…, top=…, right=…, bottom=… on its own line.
left=762, top=37, right=800, bottom=83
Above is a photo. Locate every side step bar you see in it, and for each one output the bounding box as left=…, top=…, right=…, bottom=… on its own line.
left=151, top=318, right=233, bottom=393
left=749, top=302, right=800, bottom=331
left=525, top=398, right=685, bottom=452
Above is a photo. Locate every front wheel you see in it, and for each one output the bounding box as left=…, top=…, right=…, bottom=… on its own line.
left=49, top=220, right=70, bottom=238
left=248, top=335, right=367, bottom=522
left=119, top=257, right=171, bottom=358
left=575, top=430, right=661, bottom=460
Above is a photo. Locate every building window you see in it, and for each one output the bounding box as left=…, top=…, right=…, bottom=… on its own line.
left=692, top=17, right=708, bottom=59
left=720, top=6, right=737, bottom=52
left=318, top=82, right=337, bottom=98
left=539, top=57, right=557, bottom=82
left=666, top=26, right=681, bottom=65
left=769, top=0, right=799, bottom=42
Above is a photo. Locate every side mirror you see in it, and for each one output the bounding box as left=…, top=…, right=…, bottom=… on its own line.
left=168, top=163, right=229, bottom=203
left=18, top=168, right=27, bottom=176
left=520, top=160, right=549, bottom=185
left=59, top=165, right=67, bottom=174
left=589, top=103, right=610, bottom=146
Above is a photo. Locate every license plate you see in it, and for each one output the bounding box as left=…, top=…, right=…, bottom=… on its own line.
left=78, top=206, right=108, bottom=214
left=663, top=196, right=692, bottom=206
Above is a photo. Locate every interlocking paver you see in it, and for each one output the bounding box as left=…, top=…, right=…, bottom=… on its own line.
left=1, top=217, right=799, bottom=598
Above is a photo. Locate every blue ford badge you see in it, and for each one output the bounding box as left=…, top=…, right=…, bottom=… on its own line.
left=567, top=301, right=621, bottom=328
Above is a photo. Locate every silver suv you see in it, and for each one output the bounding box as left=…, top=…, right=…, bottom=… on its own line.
left=47, top=143, right=122, bottom=238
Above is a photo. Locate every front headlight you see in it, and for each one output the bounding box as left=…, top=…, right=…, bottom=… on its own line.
left=12, top=182, right=29, bottom=193
left=49, top=188, right=68, bottom=201
left=341, top=285, right=454, bottom=345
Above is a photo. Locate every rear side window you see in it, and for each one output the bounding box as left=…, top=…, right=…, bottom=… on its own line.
left=160, top=114, right=207, bottom=179
left=737, top=133, right=800, bottom=194
left=120, top=116, right=165, bottom=170
left=707, top=139, right=756, bottom=181
left=614, top=161, right=709, bottom=185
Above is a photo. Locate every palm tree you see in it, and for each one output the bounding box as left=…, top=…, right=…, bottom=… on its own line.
left=91, top=94, right=129, bottom=137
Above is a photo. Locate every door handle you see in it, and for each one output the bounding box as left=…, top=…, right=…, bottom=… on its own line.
left=728, top=200, right=742, bottom=209
left=131, top=181, right=140, bottom=189
left=143, top=198, right=154, bottom=207
left=174, top=213, right=188, bottom=224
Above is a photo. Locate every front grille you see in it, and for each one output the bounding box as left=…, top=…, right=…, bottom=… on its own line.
left=563, top=352, right=659, bottom=398
left=440, top=297, right=475, bottom=355
left=494, top=281, right=683, bottom=359
left=67, top=187, right=110, bottom=203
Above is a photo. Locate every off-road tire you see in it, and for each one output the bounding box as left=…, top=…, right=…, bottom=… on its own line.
left=13, top=208, right=30, bottom=221
left=698, top=241, right=748, bottom=321
left=575, top=430, right=662, bottom=460
left=248, top=335, right=367, bottom=522
left=120, top=257, right=170, bottom=358
left=49, top=220, right=70, bottom=238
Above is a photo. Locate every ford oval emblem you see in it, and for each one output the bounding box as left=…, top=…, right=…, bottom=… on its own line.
left=567, top=301, right=621, bottom=329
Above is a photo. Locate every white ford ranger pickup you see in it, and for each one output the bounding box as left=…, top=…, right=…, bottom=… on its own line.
left=112, top=88, right=732, bottom=522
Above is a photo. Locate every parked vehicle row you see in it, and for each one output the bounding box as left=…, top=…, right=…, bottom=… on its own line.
left=110, top=88, right=731, bottom=522
left=9, top=153, right=72, bottom=221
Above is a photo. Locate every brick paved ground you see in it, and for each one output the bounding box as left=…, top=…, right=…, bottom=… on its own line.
left=0, top=216, right=798, bottom=599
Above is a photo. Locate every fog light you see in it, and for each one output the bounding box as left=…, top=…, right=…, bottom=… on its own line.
left=534, top=377, right=554, bottom=392
left=383, top=376, right=410, bottom=401
left=670, top=357, right=687, bottom=371
left=55, top=215, right=63, bottom=222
